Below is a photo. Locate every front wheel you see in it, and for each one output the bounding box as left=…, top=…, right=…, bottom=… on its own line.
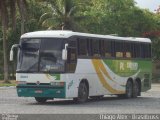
left=74, top=82, right=89, bottom=103
left=125, top=80, right=133, bottom=98
left=35, top=97, right=48, bottom=103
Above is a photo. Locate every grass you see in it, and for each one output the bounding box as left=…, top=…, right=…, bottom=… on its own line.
left=0, top=80, right=16, bottom=87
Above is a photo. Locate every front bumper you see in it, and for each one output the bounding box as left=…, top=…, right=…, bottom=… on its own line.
left=16, top=85, right=65, bottom=98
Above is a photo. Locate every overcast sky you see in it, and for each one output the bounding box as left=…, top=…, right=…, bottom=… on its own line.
left=135, top=0, right=160, bottom=12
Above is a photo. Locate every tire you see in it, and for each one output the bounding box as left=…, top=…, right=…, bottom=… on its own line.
left=75, top=82, right=89, bottom=103
left=90, top=95, right=104, bottom=100
left=35, top=97, right=48, bottom=103
left=125, top=80, right=133, bottom=98
left=133, top=81, right=139, bottom=98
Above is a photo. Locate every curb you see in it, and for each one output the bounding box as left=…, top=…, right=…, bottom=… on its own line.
left=0, top=86, right=16, bottom=89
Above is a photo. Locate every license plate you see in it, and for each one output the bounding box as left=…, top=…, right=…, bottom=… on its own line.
left=35, top=90, right=43, bottom=93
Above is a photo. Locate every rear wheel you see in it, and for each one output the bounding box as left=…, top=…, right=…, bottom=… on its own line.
left=35, top=97, right=48, bottom=103
left=133, top=81, right=139, bottom=98
left=74, top=82, right=89, bottom=103
left=125, top=80, right=133, bottom=98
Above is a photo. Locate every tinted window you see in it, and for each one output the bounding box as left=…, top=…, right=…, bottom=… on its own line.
left=91, top=39, right=100, bottom=57
left=124, top=42, right=131, bottom=58
left=69, top=40, right=76, bottom=47
left=135, top=43, right=141, bottom=58
left=17, top=39, right=40, bottom=72
left=101, top=40, right=115, bottom=57
left=115, top=41, right=123, bottom=58
left=78, top=38, right=87, bottom=56
left=39, top=39, right=64, bottom=72
left=141, top=43, right=151, bottom=58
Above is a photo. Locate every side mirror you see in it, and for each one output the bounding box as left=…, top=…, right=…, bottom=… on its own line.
left=62, top=43, right=68, bottom=60
left=10, top=44, right=19, bottom=61
left=10, top=50, right=14, bottom=61
left=62, top=49, right=67, bottom=60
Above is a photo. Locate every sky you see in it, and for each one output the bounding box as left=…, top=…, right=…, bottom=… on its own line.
left=135, top=0, right=160, bottom=12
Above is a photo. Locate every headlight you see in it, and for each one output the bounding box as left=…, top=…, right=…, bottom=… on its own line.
left=50, top=82, right=64, bottom=87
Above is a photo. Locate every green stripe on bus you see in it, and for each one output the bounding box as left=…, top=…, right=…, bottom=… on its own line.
left=49, top=74, right=60, bottom=80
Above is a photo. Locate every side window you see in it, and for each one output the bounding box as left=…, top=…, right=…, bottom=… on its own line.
left=124, top=42, right=131, bottom=58
left=87, top=39, right=92, bottom=56
left=131, top=42, right=142, bottom=58
left=141, top=43, right=145, bottom=58
left=100, top=40, right=105, bottom=57
left=91, top=39, right=100, bottom=57
left=131, top=43, right=136, bottom=58
left=142, top=43, right=152, bottom=58
left=135, top=43, right=141, bottom=58
left=78, top=38, right=87, bottom=56
left=67, top=48, right=77, bottom=63
left=115, top=41, right=123, bottom=58
left=130, top=42, right=151, bottom=59
left=68, top=40, right=76, bottom=48
left=66, top=39, right=77, bottom=73
left=111, top=41, right=115, bottom=57
left=68, top=40, right=77, bottom=63
left=101, top=40, right=114, bottom=58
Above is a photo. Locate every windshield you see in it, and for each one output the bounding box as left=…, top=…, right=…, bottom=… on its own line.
left=17, top=38, right=65, bottom=73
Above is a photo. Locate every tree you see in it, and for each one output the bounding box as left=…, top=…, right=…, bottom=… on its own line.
left=79, top=0, right=137, bottom=35
left=0, top=0, right=27, bottom=82
left=0, top=0, right=9, bottom=82
left=25, top=0, right=51, bottom=32
left=39, top=0, right=86, bottom=31
left=155, top=5, right=160, bottom=14
left=16, top=0, right=26, bottom=34
left=80, top=0, right=159, bottom=37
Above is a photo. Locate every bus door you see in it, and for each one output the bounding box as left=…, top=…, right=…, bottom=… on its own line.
left=66, top=40, right=77, bottom=73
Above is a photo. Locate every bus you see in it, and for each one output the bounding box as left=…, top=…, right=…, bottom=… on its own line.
left=10, top=30, right=152, bottom=103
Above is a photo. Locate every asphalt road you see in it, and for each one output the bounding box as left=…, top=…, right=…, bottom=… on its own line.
left=0, top=84, right=160, bottom=114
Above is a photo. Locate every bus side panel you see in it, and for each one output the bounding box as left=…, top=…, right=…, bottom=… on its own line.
left=65, top=59, right=127, bottom=98
left=65, top=59, right=102, bottom=98
left=68, top=59, right=152, bottom=98
left=103, top=59, right=152, bottom=92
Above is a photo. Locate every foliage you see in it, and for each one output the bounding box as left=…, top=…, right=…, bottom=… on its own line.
left=0, top=0, right=160, bottom=80
left=39, top=0, right=87, bottom=31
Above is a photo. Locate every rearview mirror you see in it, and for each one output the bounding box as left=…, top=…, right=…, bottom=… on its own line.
left=10, top=50, right=14, bottom=61
left=10, top=44, right=19, bottom=61
left=62, top=49, right=67, bottom=60
left=62, top=43, right=68, bottom=60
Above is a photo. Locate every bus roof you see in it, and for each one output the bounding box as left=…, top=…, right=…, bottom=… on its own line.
left=21, top=30, right=151, bottom=43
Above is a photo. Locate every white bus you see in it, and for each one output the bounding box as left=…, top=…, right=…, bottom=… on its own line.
left=10, top=30, right=152, bottom=103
